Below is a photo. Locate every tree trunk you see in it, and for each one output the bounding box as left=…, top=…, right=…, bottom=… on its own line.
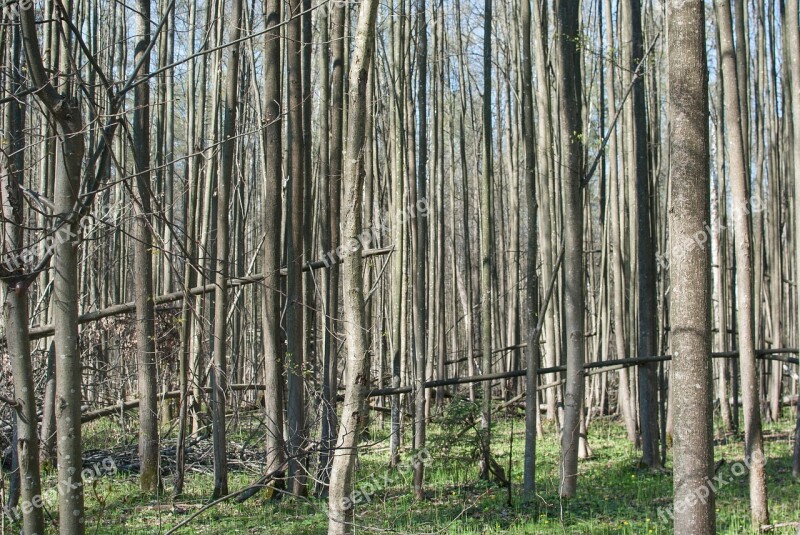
left=554, top=0, right=584, bottom=498
left=412, top=0, right=429, bottom=500
left=715, top=0, right=770, bottom=523
left=479, top=0, right=494, bottom=481
left=1, top=25, right=44, bottom=533
left=667, top=1, right=715, bottom=531
left=785, top=0, right=800, bottom=480
left=622, top=0, right=660, bottom=468
left=520, top=0, right=540, bottom=497
left=286, top=0, right=307, bottom=496
left=327, top=1, right=380, bottom=532
left=133, top=0, right=160, bottom=494
left=262, top=0, right=287, bottom=480
left=210, top=0, right=243, bottom=498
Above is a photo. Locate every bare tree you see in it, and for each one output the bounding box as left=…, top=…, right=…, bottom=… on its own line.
left=667, top=0, right=715, bottom=531
left=327, top=0, right=380, bottom=532
left=786, top=0, right=800, bottom=481
left=553, top=0, right=585, bottom=498
left=1, top=22, right=44, bottom=535
left=20, top=2, right=88, bottom=530
left=714, top=0, right=769, bottom=523
left=132, top=0, right=160, bottom=495
left=479, top=0, right=494, bottom=480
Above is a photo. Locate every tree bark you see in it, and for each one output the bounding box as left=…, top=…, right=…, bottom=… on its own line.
left=715, top=0, right=770, bottom=523
left=286, top=0, right=307, bottom=496
left=667, top=0, right=715, bottom=531
left=327, top=0, right=380, bottom=532
left=554, top=0, right=585, bottom=498
left=132, top=0, right=160, bottom=494
left=1, top=24, right=44, bottom=533
left=479, top=0, right=494, bottom=481
left=785, top=0, right=800, bottom=480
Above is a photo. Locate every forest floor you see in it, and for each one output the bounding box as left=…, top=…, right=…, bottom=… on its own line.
left=16, top=405, right=800, bottom=534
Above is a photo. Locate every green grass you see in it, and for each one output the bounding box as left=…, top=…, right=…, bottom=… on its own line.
left=17, top=408, right=800, bottom=534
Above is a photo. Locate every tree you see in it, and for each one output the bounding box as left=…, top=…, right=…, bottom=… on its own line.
left=553, top=0, right=585, bottom=498
left=285, top=0, right=307, bottom=496
left=667, top=0, right=715, bottom=531
left=714, top=0, right=769, bottom=522
left=20, top=2, right=88, bottom=530
left=520, top=0, right=540, bottom=497
left=327, top=0, right=380, bottom=532
left=479, top=0, right=494, bottom=481
left=210, top=0, right=244, bottom=498
left=1, top=22, right=44, bottom=535
left=622, top=0, right=660, bottom=468
left=412, top=0, right=429, bottom=499
left=786, top=0, right=800, bottom=482
left=262, top=0, right=287, bottom=483
left=132, top=0, right=160, bottom=494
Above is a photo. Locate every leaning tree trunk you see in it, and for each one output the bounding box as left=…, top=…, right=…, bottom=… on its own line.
left=714, top=0, right=769, bottom=523
left=667, top=0, right=715, bottom=532
left=327, top=0, right=380, bottom=532
left=553, top=0, right=585, bottom=498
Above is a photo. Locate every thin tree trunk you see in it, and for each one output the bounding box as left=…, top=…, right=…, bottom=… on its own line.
left=1, top=25, right=44, bottom=533
left=479, top=0, right=494, bottom=481
left=554, top=0, right=584, bottom=498
left=133, top=0, right=160, bottom=494
left=784, top=0, right=800, bottom=480
left=262, top=0, right=287, bottom=480
left=715, top=0, right=770, bottom=523
left=520, top=0, right=540, bottom=497
left=286, top=0, right=307, bottom=496
left=327, top=1, right=380, bottom=532
left=412, top=0, right=429, bottom=499
left=210, top=0, right=243, bottom=498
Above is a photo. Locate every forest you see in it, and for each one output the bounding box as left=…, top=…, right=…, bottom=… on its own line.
left=0, top=0, right=799, bottom=533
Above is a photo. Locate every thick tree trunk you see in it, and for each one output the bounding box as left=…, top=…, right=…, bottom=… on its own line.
left=667, top=1, right=715, bottom=531
left=20, top=2, right=88, bottom=529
